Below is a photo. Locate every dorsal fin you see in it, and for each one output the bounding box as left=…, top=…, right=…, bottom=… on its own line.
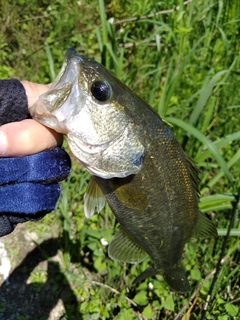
left=184, top=152, right=200, bottom=198
left=108, top=229, right=148, bottom=264
left=84, top=177, right=106, bottom=218
left=184, top=154, right=218, bottom=238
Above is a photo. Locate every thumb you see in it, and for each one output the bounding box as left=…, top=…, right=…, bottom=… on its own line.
left=0, top=119, right=63, bottom=157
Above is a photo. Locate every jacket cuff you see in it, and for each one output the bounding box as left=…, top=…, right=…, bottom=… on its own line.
left=0, top=79, right=30, bottom=125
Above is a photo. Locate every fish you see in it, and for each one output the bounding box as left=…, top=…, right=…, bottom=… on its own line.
left=30, top=48, right=218, bottom=292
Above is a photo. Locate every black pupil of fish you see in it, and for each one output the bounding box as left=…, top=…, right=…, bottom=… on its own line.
left=91, top=81, right=111, bottom=102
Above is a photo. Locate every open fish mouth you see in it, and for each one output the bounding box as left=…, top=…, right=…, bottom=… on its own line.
left=30, top=102, right=70, bottom=134
left=29, top=48, right=83, bottom=134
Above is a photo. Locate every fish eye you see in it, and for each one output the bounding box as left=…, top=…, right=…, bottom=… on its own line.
left=91, top=80, right=111, bottom=102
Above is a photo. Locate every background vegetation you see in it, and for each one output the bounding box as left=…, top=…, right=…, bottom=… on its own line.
left=0, top=0, right=239, bottom=319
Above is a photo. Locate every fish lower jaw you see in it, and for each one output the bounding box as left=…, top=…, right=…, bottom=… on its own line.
left=34, top=116, right=69, bottom=134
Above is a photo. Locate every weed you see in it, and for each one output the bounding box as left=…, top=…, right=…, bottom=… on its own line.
left=0, top=0, right=239, bottom=319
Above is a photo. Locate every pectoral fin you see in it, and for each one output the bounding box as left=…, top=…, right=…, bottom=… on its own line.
left=84, top=177, right=106, bottom=218
left=108, top=229, right=148, bottom=264
left=112, top=179, right=149, bottom=210
left=194, top=211, right=218, bottom=238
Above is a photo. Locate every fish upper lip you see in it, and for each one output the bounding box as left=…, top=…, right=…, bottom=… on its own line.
left=30, top=97, right=71, bottom=134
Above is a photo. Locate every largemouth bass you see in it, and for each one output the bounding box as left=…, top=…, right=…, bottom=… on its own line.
left=30, top=48, right=217, bottom=292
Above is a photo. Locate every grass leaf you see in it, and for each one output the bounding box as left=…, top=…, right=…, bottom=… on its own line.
left=167, top=117, right=233, bottom=183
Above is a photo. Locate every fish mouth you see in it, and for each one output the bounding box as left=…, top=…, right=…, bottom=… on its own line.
left=30, top=101, right=70, bottom=134
left=29, top=49, right=83, bottom=134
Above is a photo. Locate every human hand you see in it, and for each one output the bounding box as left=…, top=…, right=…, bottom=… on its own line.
left=0, top=80, right=70, bottom=237
left=0, top=81, right=63, bottom=157
left=0, top=146, right=71, bottom=237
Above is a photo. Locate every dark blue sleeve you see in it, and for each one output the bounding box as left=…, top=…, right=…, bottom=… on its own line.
left=0, top=79, right=30, bottom=125
left=0, top=79, right=71, bottom=236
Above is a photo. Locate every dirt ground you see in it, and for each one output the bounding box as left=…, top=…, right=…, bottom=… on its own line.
left=0, top=223, right=78, bottom=320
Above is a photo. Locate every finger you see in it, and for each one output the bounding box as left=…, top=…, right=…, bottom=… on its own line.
left=0, top=119, right=63, bottom=157
left=21, top=81, right=50, bottom=108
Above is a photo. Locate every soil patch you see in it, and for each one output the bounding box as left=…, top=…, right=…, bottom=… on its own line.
left=0, top=223, right=78, bottom=320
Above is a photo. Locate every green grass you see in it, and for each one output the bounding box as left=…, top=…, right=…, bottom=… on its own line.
left=1, top=0, right=240, bottom=319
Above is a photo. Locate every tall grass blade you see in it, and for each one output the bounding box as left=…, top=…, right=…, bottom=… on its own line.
left=98, top=0, right=108, bottom=46
left=167, top=117, right=233, bottom=183
left=45, top=44, right=55, bottom=81
left=158, top=57, right=174, bottom=116
left=158, top=35, right=206, bottom=117
left=200, top=96, right=216, bottom=134
left=199, top=194, right=237, bottom=212
left=105, top=43, right=122, bottom=78
left=200, top=148, right=240, bottom=194
left=98, top=0, right=109, bottom=68
left=96, top=27, right=103, bottom=53
left=188, top=70, right=228, bottom=127
left=217, top=229, right=240, bottom=236
left=195, top=131, right=240, bottom=163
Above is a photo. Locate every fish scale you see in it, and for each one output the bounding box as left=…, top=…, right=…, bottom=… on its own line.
left=30, top=48, right=218, bottom=292
left=96, top=135, right=196, bottom=263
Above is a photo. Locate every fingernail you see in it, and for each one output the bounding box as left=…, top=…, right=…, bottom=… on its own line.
left=0, top=131, right=8, bottom=155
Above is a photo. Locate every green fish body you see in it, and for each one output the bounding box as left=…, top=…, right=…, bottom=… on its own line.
left=93, top=121, right=216, bottom=292
left=30, top=48, right=217, bottom=292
